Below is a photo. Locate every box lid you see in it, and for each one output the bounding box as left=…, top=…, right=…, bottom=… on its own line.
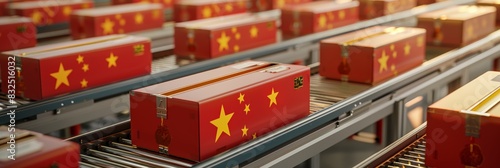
left=282, top=0, right=359, bottom=13
left=175, top=13, right=276, bottom=30
left=321, top=26, right=425, bottom=48
left=2, top=35, right=149, bottom=59
left=418, top=5, right=497, bottom=21
left=429, top=71, right=500, bottom=117
left=0, top=16, right=31, bottom=25
left=9, top=0, right=92, bottom=9
left=73, top=3, right=162, bottom=16
left=477, top=0, right=500, bottom=5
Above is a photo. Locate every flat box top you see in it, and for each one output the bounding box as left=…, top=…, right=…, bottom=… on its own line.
left=0, top=16, right=31, bottom=25
left=430, top=71, right=500, bottom=117
left=281, top=0, right=359, bottom=13
left=418, top=5, right=496, bottom=20
left=477, top=0, right=500, bottom=5
left=321, top=26, right=425, bottom=48
left=73, top=3, right=162, bottom=16
left=175, top=13, right=276, bottom=30
left=9, top=0, right=92, bottom=9
left=177, top=0, right=243, bottom=5
left=2, top=35, right=149, bottom=59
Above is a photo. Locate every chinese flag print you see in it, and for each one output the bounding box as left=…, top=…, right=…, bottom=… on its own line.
left=24, top=1, right=93, bottom=26
left=98, top=10, right=163, bottom=36
left=41, top=42, right=150, bottom=98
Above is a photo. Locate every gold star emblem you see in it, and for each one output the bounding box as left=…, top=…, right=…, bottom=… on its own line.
left=250, top=26, right=258, bottom=38
left=327, top=12, right=335, bottom=20
left=378, top=50, right=389, bottom=73
left=233, top=45, right=240, bottom=52
left=238, top=93, right=244, bottom=103
left=338, top=10, right=346, bottom=20
left=252, top=133, right=257, bottom=139
left=267, top=88, right=279, bottom=107
left=390, top=44, right=395, bottom=51
left=50, top=63, right=73, bottom=90
left=217, top=32, right=230, bottom=51
left=417, top=36, right=424, bottom=47
left=82, top=64, right=89, bottom=72
left=135, top=13, right=144, bottom=24
left=106, top=53, right=118, bottom=68
left=101, top=18, right=115, bottom=35
left=277, top=0, right=285, bottom=8
left=202, top=6, right=212, bottom=18
left=391, top=64, right=398, bottom=75
left=225, top=3, right=233, bottom=12
left=76, top=55, right=84, bottom=64
left=63, top=6, right=72, bottom=16
left=210, top=105, right=234, bottom=142
left=318, top=14, right=327, bottom=28
left=80, top=79, right=88, bottom=88
left=404, top=43, right=411, bottom=56
left=244, top=104, right=250, bottom=115
left=152, top=10, right=161, bottom=19
left=31, top=10, right=43, bottom=24
left=232, top=27, right=237, bottom=33
left=241, top=125, right=248, bottom=137
left=119, top=19, right=126, bottom=26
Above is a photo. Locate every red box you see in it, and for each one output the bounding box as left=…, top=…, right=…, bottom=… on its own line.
left=0, top=35, right=152, bottom=100
left=417, top=5, right=496, bottom=47
left=70, top=3, right=164, bottom=39
left=477, top=0, right=500, bottom=25
left=319, top=26, right=425, bottom=84
left=249, top=0, right=311, bottom=12
left=0, top=16, right=37, bottom=52
left=173, top=0, right=247, bottom=22
left=0, top=126, right=80, bottom=168
left=426, top=71, right=500, bottom=167
left=112, top=0, right=177, bottom=9
left=281, top=0, right=359, bottom=36
left=8, top=0, right=94, bottom=26
left=359, top=0, right=416, bottom=20
left=174, top=13, right=277, bottom=59
left=130, top=60, right=310, bottom=161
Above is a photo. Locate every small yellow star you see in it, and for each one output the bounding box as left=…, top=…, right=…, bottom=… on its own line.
left=390, top=44, right=395, bottom=51
left=232, top=27, right=237, bottom=33
left=238, top=93, right=244, bottom=103
left=241, top=125, right=248, bottom=137
left=101, top=18, right=115, bottom=35
left=250, top=26, right=258, bottom=38
left=338, top=10, right=346, bottom=20
left=225, top=3, right=233, bottom=12
left=217, top=32, right=230, bottom=51
left=63, top=6, right=72, bottom=16
left=233, top=45, right=240, bottom=52
left=327, top=12, right=335, bottom=20
left=417, top=36, right=424, bottom=47
left=31, top=10, right=43, bottom=24
left=378, top=50, right=389, bottom=73
left=202, top=6, right=212, bottom=18
left=106, top=53, right=118, bottom=68
left=252, top=133, right=257, bottom=139
left=391, top=64, right=398, bottom=75
left=212, top=4, right=220, bottom=13
left=82, top=3, right=90, bottom=8
left=163, top=0, right=171, bottom=4
left=210, top=105, right=234, bottom=142
left=135, top=13, right=144, bottom=24
left=235, top=33, right=241, bottom=40
left=277, top=0, right=285, bottom=8
left=80, top=79, right=88, bottom=88
left=466, top=26, right=474, bottom=38
left=318, top=14, right=327, bottom=28
left=152, top=10, right=161, bottom=19
left=267, top=88, right=279, bottom=107
left=404, top=43, right=411, bottom=56
left=392, top=51, right=397, bottom=58
left=50, top=63, right=73, bottom=90
left=76, top=55, right=84, bottom=64
left=82, top=64, right=89, bottom=72
left=244, top=104, right=250, bottom=115
left=115, top=14, right=122, bottom=19
left=119, top=19, right=126, bottom=26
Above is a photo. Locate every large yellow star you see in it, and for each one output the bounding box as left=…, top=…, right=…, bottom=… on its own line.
left=338, top=10, right=346, bottom=20
left=63, top=6, right=72, bottom=16
left=238, top=93, right=244, bottom=104
left=106, top=53, right=118, bottom=68
left=210, top=105, right=234, bottom=142
left=404, top=43, right=411, bottom=56
left=318, top=14, right=327, bottom=28
left=82, top=64, right=89, bottom=72
left=76, top=55, right=84, bottom=64
left=378, top=50, right=389, bottom=73
left=217, top=32, right=230, bottom=51
left=250, top=26, right=258, bottom=38
left=225, top=3, right=233, bottom=12
left=50, top=63, right=73, bottom=90
left=267, top=88, right=279, bottom=107
left=31, top=10, right=43, bottom=24
left=241, top=125, right=248, bottom=137
left=80, top=79, right=88, bottom=88
left=202, top=6, right=212, bottom=18
left=135, top=13, right=144, bottom=24
left=101, top=18, right=115, bottom=35
left=244, top=104, right=250, bottom=115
